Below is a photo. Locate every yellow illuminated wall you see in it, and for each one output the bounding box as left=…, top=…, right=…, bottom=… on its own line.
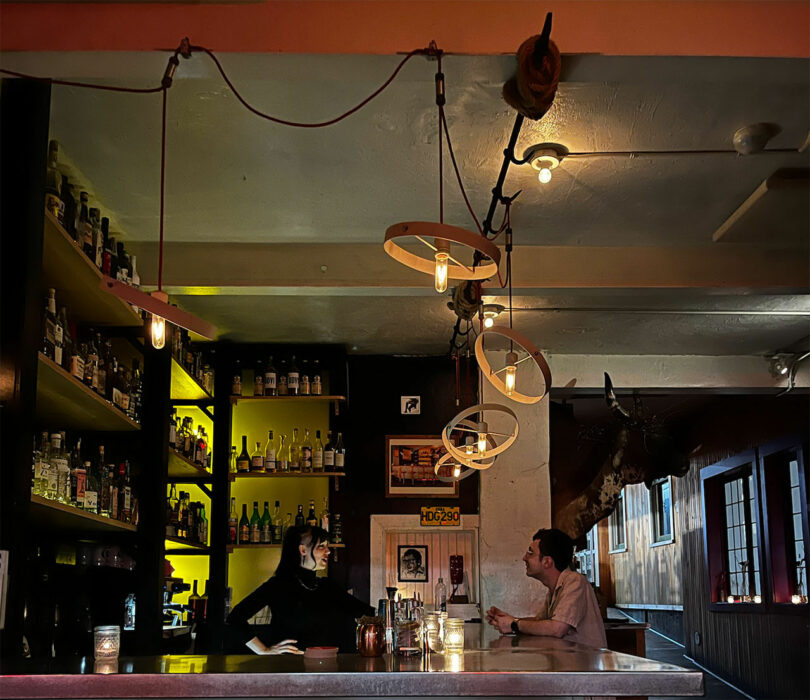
left=165, top=480, right=211, bottom=608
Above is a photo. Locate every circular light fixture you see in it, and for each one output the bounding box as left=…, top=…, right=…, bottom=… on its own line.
left=522, top=143, right=567, bottom=184
left=474, top=326, right=552, bottom=404
left=482, top=303, right=505, bottom=329
left=768, top=354, right=792, bottom=377
left=442, top=403, right=518, bottom=466
left=384, top=222, right=501, bottom=293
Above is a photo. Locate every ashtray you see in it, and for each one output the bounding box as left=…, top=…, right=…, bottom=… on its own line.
left=304, top=646, right=338, bottom=659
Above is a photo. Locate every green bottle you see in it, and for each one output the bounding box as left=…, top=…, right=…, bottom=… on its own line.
left=260, top=501, right=271, bottom=544
left=239, top=504, right=250, bottom=544
left=249, top=501, right=261, bottom=544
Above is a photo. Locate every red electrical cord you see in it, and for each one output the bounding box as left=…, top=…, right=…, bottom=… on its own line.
left=0, top=67, right=164, bottom=94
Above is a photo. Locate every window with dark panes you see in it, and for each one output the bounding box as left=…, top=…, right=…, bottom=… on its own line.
left=650, top=477, right=674, bottom=544
left=722, top=469, right=761, bottom=600
left=608, top=490, right=626, bottom=553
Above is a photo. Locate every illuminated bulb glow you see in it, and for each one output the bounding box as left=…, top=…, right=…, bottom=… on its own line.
left=483, top=316, right=494, bottom=329
left=791, top=595, right=802, bottom=604
left=477, top=433, right=487, bottom=456
left=538, top=167, right=552, bottom=184
left=434, top=251, right=449, bottom=293
left=726, top=596, right=735, bottom=604
left=453, top=465, right=461, bottom=478
left=753, top=595, right=762, bottom=604
left=151, top=315, right=166, bottom=349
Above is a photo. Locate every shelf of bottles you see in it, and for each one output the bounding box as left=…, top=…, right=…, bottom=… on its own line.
left=165, top=536, right=209, bottom=553
left=168, top=448, right=212, bottom=481
left=171, top=358, right=212, bottom=402
left=31, top=494, right=138, bottom=533
left=228, top=471, right=344, bottom=481
left=226, top=543, right=346, bottom=553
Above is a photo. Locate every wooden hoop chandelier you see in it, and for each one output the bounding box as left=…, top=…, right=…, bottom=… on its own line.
left=442, top=403, right=519, bottom=467
left=475, top=326, right=552, bottom=404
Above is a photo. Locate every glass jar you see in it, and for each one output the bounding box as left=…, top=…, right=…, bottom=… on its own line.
left=93, top=625, right=120, bottom=660
left=423, top=612, right=443, bottom=653
left=443, top=618, right=464, bottom=653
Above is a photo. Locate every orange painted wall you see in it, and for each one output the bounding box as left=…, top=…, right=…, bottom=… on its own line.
left=0, top=1, right=808, bottom=57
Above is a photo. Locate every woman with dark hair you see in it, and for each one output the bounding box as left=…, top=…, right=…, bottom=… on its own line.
left=226, top=525, right=374, bottom=654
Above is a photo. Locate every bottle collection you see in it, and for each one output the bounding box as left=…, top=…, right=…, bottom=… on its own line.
left=165, top=485, right=208, bottom=545
left=231, top=355, right=324, bottom=397
left=45, top=140, right=141, bottom=290
left=172, top=329, right=214, bottom=395
left=31, top=431, right=138, bottom=523
left=168, top=410, right=211, bottom=470
left=231, top=429, right=345, bottom=474
left=227, top=497, right=342, bottom=546
left=42, top=288, right=144, bottom=423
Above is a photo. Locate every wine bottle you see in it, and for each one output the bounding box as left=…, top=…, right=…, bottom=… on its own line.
left=301, top=429, right=312, bottom=473
left=324, top=432, right=335, bottom=470
left=295, top=504, right=305, bottom=528
left=188, top=580, right=201, bottom=624
left=260, top=502, right=271, bottom=544
left=277, top=434, right=288, bottom=472
left=251, top=441, right=264, bottom=473
left=229, top=446, right=237, bottom=474
left=335, top=432, right=346, bottom=471
left=264, top=430, right=276, bottom=472
left=228, top=497, right=238, bottom=545
left=250, top=501, right=261, bottom=544
left=236, top=436, right=250, bottom=473
left=263, top=356, right=277, bottom=396
left=306, top=499, right=317, bottom=527
left=288, top=428, right=300, bottom=473
left=313, top=431, right=324, bottom=472
left=272, top=501, right=283, bottom=544
left=239, top=504, right=250, bottom=544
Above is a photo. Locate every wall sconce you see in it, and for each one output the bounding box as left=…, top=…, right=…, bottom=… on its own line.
left=768, top=354, right=792, bottom=377
left=522, top=143, right=567, bottom=184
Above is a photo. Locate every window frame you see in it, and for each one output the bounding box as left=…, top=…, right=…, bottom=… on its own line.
left=648, top=476, right=675, bottom=547
left=608, top=489, right=627, bottom=554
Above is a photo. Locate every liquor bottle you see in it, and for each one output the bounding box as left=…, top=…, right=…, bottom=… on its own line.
left=301, top=429, right=312, bottom=473
left=196, top=427, right=208, bottom=468
left=89, top=207, right=102, bottom=269
left=42, top=289, right=57, bottom=360
left=260, top=502, right=272, bottom=544
left=70, top=341, right=86, bottom=382
left=306, top=499, right=318, bottom=527
left=130, top=254, right=140, bottom=291
left=130, top=360, right=142, bottom=423
left=83, top=332, right=98, bottom=390
left=288, top=355, right=300, bottom=396
left=45, top=140, right=63, bottom=220
left=435, top=577, right=447, bottom=613
left=60, top=175, right=75, bottom=235
left=272, top=501, right=283, bottom=544
left=109, top=460, right=119, bottom=520
left=200, top=581, right=209, bottom=624
left=295, top=505, right=305, bottom=528
left=288, top=429, right=300, bottom=472
left=165, top=484, right=178, bottom=537
left=254, top=361, right=264, bottom=396
left=236, top=436, right=251, bottom=473
left=229, top=446, right=237, bottom=473
left=78, top=192, right=93, bottom=261
left=251, top=441, right=265, bottom=473
left=319, top=497, right=330, bottom=532
left=332, top=514, right=343, bottom=544
left=300, top=359, right=310, bottom=396
left=123, top=593, right=136, bottom=632
left=99, top=458, right=112, bottom=517
left=264, top=430, right=276, bottom=472
left=231, top=361, right=242, bottom=396
left=119, top=462, right=132, bottom=523
left=58, top=307, right=72, bottom=371
left=324, top=432, right=335, bottom=470
left=312, top=359, right=322, bottom=396
left=199, top=504, right=208, bottom=544
left=70, top=440, right=87, bottom=508
left=313, top=431, right=324, bottom=472
left=335, top=433, right=346, bottom=471
left=32, top=432, right=49, bottom=497
left=263, top=356, right=277, bottom=396
left=228, top=497, right=238, bottom=544
left=278, top=359, right=288, bottom=396
left=168, top=409, right=178, bottom=450
left=188, top=581, right=201, bottom=625
left=117, top=241, right=130, bottom=284
left=84, top=460, right=99, bottom=514
left=101, top=218, right=112, bottom=275
left=40, top=433, right=56, bottom=500
left=95, top=335, right=107, bottom=398
left=250, top=501, right=261, bottom=544
left=275, top=434, right=287, bottom=472
left=49, top=433, right=69, bottom=504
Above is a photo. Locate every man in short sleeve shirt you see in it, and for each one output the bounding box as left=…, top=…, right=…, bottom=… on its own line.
left=486, top=528, right=606, bottom=649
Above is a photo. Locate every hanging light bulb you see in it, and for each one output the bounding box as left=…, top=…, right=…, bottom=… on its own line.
left=477, top=421, right=488, bottom=457
left=537, top=166, right=552, bottom=184
left=434, top=240, right=451, bottom=293
left=504, top=351, right=518, bottom=396
left=151, top=314, right=166, bottom=349
left=481, top=303, right=505, bottom=329
left=465, top=436, right=475, bottom=457
left=453, top=464, right=461, bottom=478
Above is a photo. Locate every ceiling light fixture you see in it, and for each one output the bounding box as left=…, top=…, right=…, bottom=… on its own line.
left=442, top=403, right=519, bottom=468
left=521, top=143, right=568, bottom=184
left=768, top=354, right=792, bottom=377
left=482, top=303, right=505, bottom=328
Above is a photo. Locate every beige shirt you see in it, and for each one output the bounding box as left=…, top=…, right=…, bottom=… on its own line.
left=538, top=568, right=607, bottom=649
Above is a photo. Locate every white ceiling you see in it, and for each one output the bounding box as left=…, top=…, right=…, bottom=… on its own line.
left=3, top=50, right=809, bottom=355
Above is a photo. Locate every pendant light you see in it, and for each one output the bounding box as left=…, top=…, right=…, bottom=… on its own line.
left=442, top=403, right=519, bottom=468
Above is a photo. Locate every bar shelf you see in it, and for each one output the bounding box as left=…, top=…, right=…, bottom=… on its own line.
left=168, top=448, right=212, bottom=481
left=230, top=395, right=345, bottom=405
left=30, top=494, right=137, bottom=533
left=170, top=358, right=212, bottom=401
left=228, top=471, right=344, bottom=482
left=41, top=210, right=142, bottom=327
left=226, top=543, right=345, bottom=553
left=35, top=352, right=141, bottom=431
left=165, top=536, right=209, bottom=554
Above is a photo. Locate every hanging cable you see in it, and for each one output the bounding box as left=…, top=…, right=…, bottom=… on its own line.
left=158, top=87, right=167, bottom=291
left=0, top=67, right=165, bottom=94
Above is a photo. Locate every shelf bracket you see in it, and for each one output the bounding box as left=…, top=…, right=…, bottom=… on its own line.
left=197, top=483, right=213, bottom=499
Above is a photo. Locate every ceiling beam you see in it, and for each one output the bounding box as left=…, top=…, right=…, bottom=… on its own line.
left=1, top=2, right=808, bottom=58
left=131, top=242, right=809, bottom=292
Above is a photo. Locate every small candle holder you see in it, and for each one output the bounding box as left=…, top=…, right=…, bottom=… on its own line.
left=93, top=659, right=118, bottom=674
left=93, top=625, right=121, bottom=660
left=443, top=618, right=464, bottom=653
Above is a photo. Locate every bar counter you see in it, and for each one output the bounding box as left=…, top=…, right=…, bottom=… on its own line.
left=0, top=625, right=703, bottom=699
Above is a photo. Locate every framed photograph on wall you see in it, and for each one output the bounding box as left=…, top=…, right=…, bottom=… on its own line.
left=386, top=435, right=458, bottom=498
left=398, top=544, right=429, bottom=583
left=400, top=396, right=421, bottom=415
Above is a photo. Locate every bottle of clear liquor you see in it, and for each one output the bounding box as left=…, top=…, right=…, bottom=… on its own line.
left=251, top=441, right=264, bottom=473
left=272, top=501, right=283, bottom=544
left=264, top=356, right=277, bottom=396
left=301, top=429, right=312, bottom=473
left=264, top=430, right=276, bottom=472
left=49, top=433, right=69, bottom=504
left=288, top=428, right=300, bottom=472
left=276, top=434, right=288, bottom=472
left=313, top=431, right=324, bottom=472
left=70, top=439, right=86, bottom=509
left=33, top=432, right=50, bottom=497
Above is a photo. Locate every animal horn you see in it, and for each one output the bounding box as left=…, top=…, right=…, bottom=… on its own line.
left=604, top=372, right=631, bottom=420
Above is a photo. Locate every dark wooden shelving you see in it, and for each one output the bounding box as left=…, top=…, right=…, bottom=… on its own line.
left=30, top=494, right=137, bottom=533
left=170, top=358, right=212, bottom=401
left=164, top=536, right=209, bottom=554
left=168, top=448, right=212, bottom=481
left=35, top=352, right=141, bottom=431
left=228, top=471, right=344, bottom=482
left=41, top=210, right=142, bottom=327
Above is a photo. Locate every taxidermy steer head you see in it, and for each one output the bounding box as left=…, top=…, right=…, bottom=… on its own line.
left=552, top=373, right=690, bottom=540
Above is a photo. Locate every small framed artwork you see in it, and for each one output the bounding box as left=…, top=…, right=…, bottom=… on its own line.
left=401, top=396, right=421, bottom=415
left=386, top=435, right=458, bottom=498
left=398, top=544, right=429, bottom=583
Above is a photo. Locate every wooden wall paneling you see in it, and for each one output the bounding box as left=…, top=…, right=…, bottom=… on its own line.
left=597, top=519, right=615, bottom=605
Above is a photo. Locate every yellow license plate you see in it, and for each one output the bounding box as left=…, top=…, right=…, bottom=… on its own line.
left=420, top=506, right=460, bottom=526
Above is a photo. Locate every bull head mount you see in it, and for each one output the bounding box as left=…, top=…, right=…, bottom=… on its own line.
left=553, top=372, right=690, bottom=540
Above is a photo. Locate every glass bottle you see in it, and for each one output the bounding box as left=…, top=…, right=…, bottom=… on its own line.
left=49, top=433, right=69, bottom=504
left=70, top=341, right=86, bottom=382
left=306, top=499, right=317, bottom=527
left=199, top=504, right=208, bottom=545
left=228, top=497, right=238, bottom=545
left=58, top=307, right=72, bottom=371
left=37, top=433, right=52, bottom=499
left=231, top=361, right=242, bottom=396
left=229, top=446, right=237, bottom=474
left=95, top=333, right=107, bottom=398
left=101, top=218, right=112, bottom=275
left=295, top=504, right=305, bottom=528
left=254, top=361, right=264, bottom=396
left=435, top=577, right=447, bottom=613
left=45, top=140, right=63, bottom=220
left=71, top=450, right=87, bottom=510
left=249, top=501, right=261, bottom=544
left=168, top=409, right=177, bottom=450
left=84, top=461, right=99, bottom=514
left=196, top=426, right=208, bottom=467
left=312, top=359, right=322, bottom=396
left=88, top=207, right=102, bottom=269
left=288, top=429, right=300, bottom=473
left=272, top=501, right=283, bottom=544
left=260, top=501, right=272, bottom=544
left=78, top=191, right=93, bottom=261
left=300, top=429, right=312, bottom=473
left=99, top=459, right=112, bottom=518
left=84, top=332, right=98, bottom=390
left=335, top=432, right=346, bottom=472
left=324, top=432, right=335, bottom=471
left=264, top=430, right=276, bottom=472
left=239, top=503, right=250, bottom=544
left=332, top=514, right=343, bottom=544
left=42, top=289, right=57, bottom=361
left=288, top=355, right=300, bottom=396
left=300, top=359, right=310, bottom=396
left=251, top=441, right=264, bottom=473
left=236, top=436, right=251, bottom=473
left=312, top=430, right=324, bottom=472
left=188, top=581, right=201, bottom=625
left=276, top=434, right=288, bottom=472
left=278, top=359, right=288, bottom=396
left=263, top=356, right=277, bottom=396
left=319, top=497, right=330, bottom=532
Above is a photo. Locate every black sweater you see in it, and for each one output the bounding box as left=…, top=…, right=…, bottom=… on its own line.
left=226, top=568, right=374, bottom=653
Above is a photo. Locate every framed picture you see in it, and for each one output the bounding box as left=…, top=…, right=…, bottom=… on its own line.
left=398, top=544, right=429, bottom=583
left=386, top=435, right=458, bottom=498
left=401, top=396, right=421, bottom=415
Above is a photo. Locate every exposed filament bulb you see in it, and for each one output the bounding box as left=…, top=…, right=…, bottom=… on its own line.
left=434, top=239, right=450, bottom=293
left=504, top=351, right=518, bottom=396
left=453, top=464, right=461, bottom=478
left=151, top=314, right=166, bottom=349
left=477, top=421, right=488, bottom=457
